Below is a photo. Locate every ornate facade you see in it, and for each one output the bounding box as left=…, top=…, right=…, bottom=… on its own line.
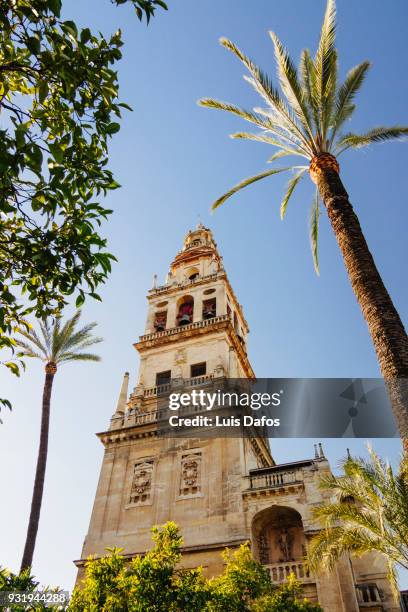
left=76, top=225, right=398, bottom=611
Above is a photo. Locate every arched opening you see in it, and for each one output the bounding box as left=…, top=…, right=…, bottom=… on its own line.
left=154, top=310, right=167, bottom=332
left=252, top=506, right=306, bottom=567
left=202, top=297, right=216, bottom=320
left=186, top=267, right=199, bottom=281
left=176, top=295, right=194, bottom=326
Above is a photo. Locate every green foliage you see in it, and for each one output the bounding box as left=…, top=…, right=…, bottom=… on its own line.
left=113, top=0, right=168, bottom=23
left=15, top=310, right=102, bottom=366
left=208, top=544, right=273, bottom=611
left=69, top=523, right=321, bottom=612
left=0, top=566, right=65, bottom=611
left=69, top=522, right=210, bottom=611
left=0, top=0, right=165, bottom=384
left=251, top=574, right=322, bottom=612
left=0, top=0, right=117, bottom=374
left=308, top=447, right=408, bottom=600
left=199, top=0, right=408, bottom=272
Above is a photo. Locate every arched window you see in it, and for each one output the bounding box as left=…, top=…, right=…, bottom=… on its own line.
left=176, top=295, right=194, bottom=326
left=186, top=267, right=199, bottom=281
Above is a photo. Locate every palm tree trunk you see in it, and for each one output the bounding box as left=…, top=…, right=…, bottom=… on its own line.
left=312, top=158, right=408, bottom=449
left=20, top=365, right=55, bottom=572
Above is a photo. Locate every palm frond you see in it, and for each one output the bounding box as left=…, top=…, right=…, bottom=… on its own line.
left=51, top=316, right=62, bottom=360
left=15, top=328, right=48, bottom=359
left=53, top=311, right=82, bottom=358
left=336, top=126, right=408, bottom=154
left=314, top=0, right=337, bottom=142
left=69, top=337, right=103, bottom=351
left=330, top=60, right=371, bottom=145
left=280, top=168, right=307, bottom=219
left=230, top=132, right=307, bottom=158
left=268, top=149, right=299, bottom=163
left=219, top=37, right=314, bottom=155
left=269, top=31, right=315, bottom=144
left=199, top=98, right=285, bottom=134
left=300, top=48, right=320, bottom=136
left=58, top=352, right=101, bottom=363
left=58, top=324, right=100, bottom=353
left=243, top=75, right=313, bottom=155
left=309, top=192, right=320, bottom=274
left=308, top=525, right=385, bottom=573
left=251, top=105, right=313, bottom=154
left=16, top=346, right=44, bottom=360
left=212, top=167, right=291, bottom=210
left=39, top=319, right=52, bottom=354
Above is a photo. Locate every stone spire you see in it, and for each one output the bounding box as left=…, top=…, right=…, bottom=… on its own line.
left=114, top=372, right=129, bottom=415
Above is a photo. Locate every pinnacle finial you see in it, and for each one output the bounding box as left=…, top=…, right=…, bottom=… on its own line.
left=196, top=215, right=204, bottom=230
left=114, top=371, right=130, bottom=415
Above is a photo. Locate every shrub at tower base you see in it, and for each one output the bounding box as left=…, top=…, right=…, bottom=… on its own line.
left=70, top=522, right=321, bottom=611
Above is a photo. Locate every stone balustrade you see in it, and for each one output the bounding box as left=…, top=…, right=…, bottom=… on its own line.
left=356, top=584, right=382, bottom=605
left=266, top=561, right=311, bottom=584
left=139, top=314, right=230, bottom=342
left=248, top=466, right=303, bottom=490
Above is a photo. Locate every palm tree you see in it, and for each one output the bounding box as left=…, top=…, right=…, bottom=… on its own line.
left=199, top=0, right=408, bottom=445
left=15, top=311, right=102, bottom=572
left=308, top=447, right=408, bottom=599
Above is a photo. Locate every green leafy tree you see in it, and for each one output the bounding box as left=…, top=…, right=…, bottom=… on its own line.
left=70, top=522, right=321, bottom=612
left=69, top=522, right=210, bottom=611
left=15, top=311, right=102, bottom=572
left=199, top=0, right=408, bottom=444
left=308, top=447, right=408, bottom=600
left=0, top=565, right=68, bottom=611
left=0, top=0, right=166, bottom=396
left=208, top=545, right=272, bottom=611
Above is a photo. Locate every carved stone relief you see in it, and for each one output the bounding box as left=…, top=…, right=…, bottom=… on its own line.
left=179, top=452, right=202, bottom=497
left=129, top=459, right=154, bottom=505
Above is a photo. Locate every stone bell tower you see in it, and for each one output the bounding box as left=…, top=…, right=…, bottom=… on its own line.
left=77, top=224, right=272, bottom=577
left=76, top=225, right=398, bottom=611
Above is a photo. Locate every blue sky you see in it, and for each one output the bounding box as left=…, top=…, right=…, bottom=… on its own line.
left=0, top=0, right=407, bottom=592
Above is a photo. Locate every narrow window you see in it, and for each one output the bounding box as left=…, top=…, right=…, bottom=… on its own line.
left=156, top=370, right=171, bottom=386
left=191, top=362, right=206, bottom=378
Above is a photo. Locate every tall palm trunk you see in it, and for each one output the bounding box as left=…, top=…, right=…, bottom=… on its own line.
left=311, top=155, right=408, bottom=448
left=20, top=363, right=56, bottom=572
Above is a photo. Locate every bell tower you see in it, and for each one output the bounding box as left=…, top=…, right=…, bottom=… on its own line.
left=77, top=224, right=272, bottom=577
